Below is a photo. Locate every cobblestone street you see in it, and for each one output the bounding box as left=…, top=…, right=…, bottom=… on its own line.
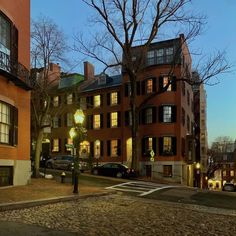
left=1, top=193, right=236, bottom=236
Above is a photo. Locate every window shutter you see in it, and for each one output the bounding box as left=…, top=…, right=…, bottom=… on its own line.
left=64, top=114, right=67, bottom=127
left=159, top=76, right=163, bottom=91
left=152, top=77, right=157, bottom=92
left=100, top=94, right=103, bottom=107
left=152, top=107, right=157, bottom=123
left=107, top=93, right=110, bottom=106
left=136, top=81, right=141, bottom=95
left=141, top=80, right=146, bottom=95
left=172, top=106, right=176, bottom=122
left=107, top=140, right=111, bottom=156
left=100, top=141, right=104, bottom=156
left=90, top=142, right=94, bottom=158
left=172, top=76, right=177, bottom=91
left=107, top=113, right=110, bottom=128
left=117, top=91, right=121, bottom=104
left=58, top=96, right=61, bottom=106
left=64, top=138, right=67, bottom=152
left=141, top=109, right=145, bottom=124
left=90, top=96, right=94, bottom=107
left=159, top=137, right=163, bottom=156
left=159, top=106, right=163, bottom=122
left=58, top=116, right=61, bottom=127
left=125, top=111, right=129, bottom=126
left=117, top=139, right=121, bottom=156
left=11, top=106, right=18, bottom=146
left=100, top=114, right=103, bottom=128
left=11, top=24, right=18, bottom=74
left=118, top=111, right=121, bottom=127
left=172, top=137, right=177, bottom=155
left=153, top=137, right=157, bottom=156
left=72, top=93, right=76, bottom=103
left=142, top=138, right=145, bottom=155
left=58, top=138, right=61, bottom=152
left=90, top=115, right=93, bottom=129
left=125, top=84, right=129, bottom=97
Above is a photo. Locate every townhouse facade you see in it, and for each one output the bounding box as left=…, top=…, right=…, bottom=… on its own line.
left=48, top=35, right=197, bottom=185
left=0, top=1, right=31, bottom=186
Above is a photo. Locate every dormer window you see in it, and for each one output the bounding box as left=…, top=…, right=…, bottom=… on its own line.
left=98, top=73, right=106, bottom=85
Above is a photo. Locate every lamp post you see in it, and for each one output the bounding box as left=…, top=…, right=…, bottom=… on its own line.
left=69, top=109, right=86, bottom=194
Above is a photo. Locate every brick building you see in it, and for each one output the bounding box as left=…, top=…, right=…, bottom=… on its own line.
left=0, top=1, right=31, bottom=186
left=49, top=35, right=197, bottom=185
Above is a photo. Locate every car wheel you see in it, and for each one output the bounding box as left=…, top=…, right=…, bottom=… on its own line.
left=46, top=162, right=53, bottom=169
left=116, top=172, right=123, bottom=178
left=93, top=169, right=98, bottom=175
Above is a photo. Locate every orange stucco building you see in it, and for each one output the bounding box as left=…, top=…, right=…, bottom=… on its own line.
left=0, top=0, right=31, bottom=186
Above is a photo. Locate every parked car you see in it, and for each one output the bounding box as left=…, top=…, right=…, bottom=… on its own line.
left=222, top=183, right=236, bottom=192
left=46, top=155, right=88, bottom=172
left=91, top=163, right=136, bottom=178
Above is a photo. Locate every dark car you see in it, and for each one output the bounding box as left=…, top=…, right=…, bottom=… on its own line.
left=46, top=155, right=88, bottom=172
left=222, top=183, right=236, bottom=192
left=92, top=163, right=135, bottom=178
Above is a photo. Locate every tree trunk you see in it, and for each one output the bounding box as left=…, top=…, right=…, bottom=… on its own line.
left=33, top=129, right=44, bottom=178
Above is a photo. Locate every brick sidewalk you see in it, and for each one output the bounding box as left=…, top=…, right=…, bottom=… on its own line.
left=0, top=178, right=106, bottom=204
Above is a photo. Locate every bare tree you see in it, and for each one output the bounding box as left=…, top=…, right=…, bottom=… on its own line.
left=74, top=0, right=231, bottom=171
left=30, top=16, right=68, bottom=177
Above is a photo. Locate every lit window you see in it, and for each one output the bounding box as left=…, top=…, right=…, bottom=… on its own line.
left=66, top=113, right=73, bottom=127
left=163, top=106, right=172, bottom=122
left=93, top=114, right=100, bottom=129
left=53, top=96, right=59, bottom=107
left=111, top=140, right=118, bottom=156
left=111, top=112, right=118, bottom=127
left=148, top=138, right=153, bottom=151
left=163, top=76, right=172, bottom=91
left=145, top=108, right=153, bottom=124
left=94, top=140, right=101, bottom=158
left=223, top=170, right=227, bottom=177
left=230, top=170, right=234, bottom=177
left=67, top=94, right=73, bottom=104
left=163, top=137, right=172, bottom=153
left=146, top=79, right=153, bottom=94
left=147, top=50, right=155, bottom=65
left=52, top=139, right=59, bottom=152
left=94, top=95, right=101, bottom=107
left=52, top=117, right=59, bottom=128
left=66, top=138, right=73, bottom=151
left=111, top=92, right=118, bottom=105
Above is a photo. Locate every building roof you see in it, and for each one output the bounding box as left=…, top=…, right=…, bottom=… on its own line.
left=81, top=74, right=122, bottom=92
left=59, top=73, right=84, bottom=89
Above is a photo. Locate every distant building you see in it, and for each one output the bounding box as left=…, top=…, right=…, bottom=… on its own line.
left=0, top=1, right=31, bottom=186
left=48, top=35, right=197, bottom=186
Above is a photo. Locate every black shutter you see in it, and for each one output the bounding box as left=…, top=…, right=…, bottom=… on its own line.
left=159, top=137, right=163, bottom=156
left=107, top=93, right=110, bottom=106
left=117, top=139, right=121, bottom=156
left=90, top=142, right=94, bottom=157
left=10, top=24, right=18, bottom=74
left=90, top=115, right=93, bottom=129
left=125, top=84, right=129, bottom=97
left=125, top=111, right=129, bottom=126
left=64, top=114, right=67, bottom=127
left=152, top=107, right=157, bottom=123
left=141, top=109, right=145, bottom=124
left=141, top=80, right=146, bottom=95
left=118, top=111, right=121, bottom=127
left=58, top=138, right=61, bottom=152
left=107, top=113, right=110, bottom=128
left=11, top=106, right=18, bottom=146
left=137, top=81, right=141, bottom=95
left=100, top=94, right=103, bottom=107
left=172, top=106, right=176, bottom=122
left=117, top=91, right=121, bottom=104
left=152, top=137, right=157, bottom=156
left=90, top=96, right=94, bottom=107
left=58, top=116, right=61, bottom=127
left=107, top=140, right=111, bottom=156
left=100, top=141, right=104, bottom=156
left=172, top=76, right=177, bottom=91
left=159, top=106, right=163, bottom=122
left=152, top=77, right=157, bottom=92
left=100, top=114, right=103, bottom=128
left=159, top=76, right=163, bottom=91
left=172, top=137, right=177, bottom=155
left=64, top=138, right=67, bottom=152
left=142, top=138, right=145, bottom=155
left=86, top=97, right=90, bottom=107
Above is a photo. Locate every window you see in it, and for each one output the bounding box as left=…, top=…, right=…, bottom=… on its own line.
left=145, top=108, right=153, bottom=124
left=124, top=83, right=131, bottom=97
left=52, top=117, right=59, bottom=128
left=66, top=138, right=73, bottom=151
left=142, top=137, right=157, bottom=156
left=163, top=76, right=172, bottom=91
left=94, top=95, right=101, bottom=107
left=159, top=105, right=176, bottom=123
left=111, top=140, right=118, bottom=156
left=163, top=137, right=172, bottom=153
left=52, top=139, right=59, bottom=152
left=110, top=92, right=118, bottom=105
left=66, top=113, right=73, bottom=127
left=166, top=47, right=174, bottom=63
left=94, top=140, right=101, bottom=158
left=53, top=96, right=59, bottom=107
left=0, top=102, right=10, bottom=144
left=111, top=112, right=118, bottom=127
left=147, top=50, right=155, bottom=65
left=79, top=97, right=86, bottom=110
left=93, top=114, right=100, bottom=129
left=146, top=79, right=153, bottom=94
left=159, top=136, right=176, bottom=156
left=156, top=49, right=164, bottom=64
left=163, top=165, right=172, bottom=177
left=66, top=94, right=73, bottom=105
left=230, top=170, right=234, bottom=177
left=222, top=170, right=226, bottom=177
left=125, top=110, right=132, bottom=126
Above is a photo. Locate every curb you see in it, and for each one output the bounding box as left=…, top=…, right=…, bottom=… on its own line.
left=0, top=191, right=115, bottom=212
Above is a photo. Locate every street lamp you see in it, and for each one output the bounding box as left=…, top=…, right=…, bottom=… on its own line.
left=69, top=109, right=86, bottom=194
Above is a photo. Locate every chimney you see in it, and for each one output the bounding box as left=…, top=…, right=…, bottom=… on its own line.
left=84, top=61, right=94, bottom=80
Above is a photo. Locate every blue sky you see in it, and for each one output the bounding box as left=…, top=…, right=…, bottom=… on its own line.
left=31, top=0, right=236, bottom=145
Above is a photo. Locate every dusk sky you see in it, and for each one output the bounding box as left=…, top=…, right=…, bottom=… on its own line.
left=31, top=0, right=236, bottom=145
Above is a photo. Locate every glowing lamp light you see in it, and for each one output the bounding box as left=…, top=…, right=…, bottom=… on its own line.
left=196, top=162, right=201, bottom=169
left=69, top=127, right=77, bottom=139
left=74, top=109, right=85, bottom=124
